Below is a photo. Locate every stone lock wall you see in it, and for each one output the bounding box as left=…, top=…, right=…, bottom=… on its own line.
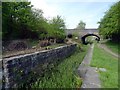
left=2, top=44, right=77, bottom=88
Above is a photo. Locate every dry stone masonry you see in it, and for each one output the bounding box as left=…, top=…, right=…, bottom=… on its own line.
left=2, top=44, right=77, bottom=88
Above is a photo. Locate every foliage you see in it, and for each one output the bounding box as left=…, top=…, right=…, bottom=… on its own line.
left=48, top=15, right=66, bottom=40
left=2, top=2, right=34, bottom=40
left=76, top=20, right=86, bottom=30
left=98, top=2, right=120, bottom=42
left=2, top=2, right=66, bottom=41
left=49, top=15, right=66, bottom=30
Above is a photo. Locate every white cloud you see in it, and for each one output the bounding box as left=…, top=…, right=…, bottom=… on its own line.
left=29, top=0, right=59, bottom=18
left=29, top=0, right=117, bottom=29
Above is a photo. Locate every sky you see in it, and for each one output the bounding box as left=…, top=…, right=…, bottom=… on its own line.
left=29, top=0, right=118, bottom=29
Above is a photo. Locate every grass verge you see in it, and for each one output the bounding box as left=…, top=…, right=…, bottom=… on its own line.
left=105, top=40, right=120, bottom=54
left=91, top=44, right=118, bottom=88
left=31, top=45, right=89, bottom=88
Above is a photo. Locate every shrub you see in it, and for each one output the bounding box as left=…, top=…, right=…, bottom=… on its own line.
left=39, top=40, right=51, bottom=47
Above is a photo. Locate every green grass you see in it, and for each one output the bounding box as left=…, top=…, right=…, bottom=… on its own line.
left=31, top=45, right=89, bottom=88
left=105, top=40, right=120, bottom=54
left=91, top=44, right=118, bottom=88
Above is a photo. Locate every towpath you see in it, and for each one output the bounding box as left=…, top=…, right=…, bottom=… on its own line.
left=78, top=44, right=101, bottom=88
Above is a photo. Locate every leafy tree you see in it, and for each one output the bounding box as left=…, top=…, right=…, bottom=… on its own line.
left=98, top=1, right=120, bottom=42
left=50, top=15, right=66, bottom=30
left=49, top=15, right=66, bottom=40
left=76, top=20, right=86, bottom=30
left=2, top=2, right=34, bottom=40
left=2, top=2, right=66, bottom=42
left=29, top=8, right=49, bottom=39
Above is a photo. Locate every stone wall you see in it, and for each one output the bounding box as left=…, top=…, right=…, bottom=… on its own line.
left=2, top=44, right=77, bottom=88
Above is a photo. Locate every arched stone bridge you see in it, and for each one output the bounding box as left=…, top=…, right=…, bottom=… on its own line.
left=65, top=29, right=100, bottom=44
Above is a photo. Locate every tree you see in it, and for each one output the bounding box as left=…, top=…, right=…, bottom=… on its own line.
left=76, top=20, right=86, bottom=30
left=98, top=1, right=120, bottom=42
left=2, top=2, right=34, bottom=40
left=49, top=15, right=66, bottom=40
left=2, top=2, right=66, bottom=42
left=50, top=15, right=66, bottom=30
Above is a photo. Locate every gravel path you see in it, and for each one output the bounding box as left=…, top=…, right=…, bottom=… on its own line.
left=98, top=44, right=120, bottom=58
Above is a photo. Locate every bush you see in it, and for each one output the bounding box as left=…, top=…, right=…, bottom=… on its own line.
left=39, top=40, right=51, bottom=47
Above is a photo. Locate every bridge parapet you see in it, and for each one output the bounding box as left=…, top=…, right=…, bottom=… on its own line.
left=65, top=29, right=99, bottom=36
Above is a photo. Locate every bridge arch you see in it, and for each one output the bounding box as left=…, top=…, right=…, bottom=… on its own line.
left=81, top=34, right=100, bottom=45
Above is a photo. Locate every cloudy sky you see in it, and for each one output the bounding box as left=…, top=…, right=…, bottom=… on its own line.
left=29, top=0, right=118, bottom=29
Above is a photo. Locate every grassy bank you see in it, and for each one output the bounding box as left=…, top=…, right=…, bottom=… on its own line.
left=91, top=44, right=118, bottom=88
left=105, top=40, right=119, bottom=54
left=31, top=45, right=89, bottom=88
